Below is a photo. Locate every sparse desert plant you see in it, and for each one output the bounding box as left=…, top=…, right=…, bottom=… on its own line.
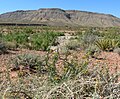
left=46, top=50, right=88, bottom=84
left=79, top=32, right=98, bottom=49
left=12, top=53, right=46, bottom=73
left=45, top=65, right=120, bottom=99
left=81, top=33, right=97, bottom=44
left=5, top=41, right=18, bottom=50
left=66, top=40, right=80, bottom=50
left=95, top=39, right=119, bottom=51
left=85, top=45, right=100, bottom=58
left=59, top=46, right=69, bottom=54
left=0, top=33, right=3, bottom=42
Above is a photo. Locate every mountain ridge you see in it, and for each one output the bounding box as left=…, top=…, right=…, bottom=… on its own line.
left=0, top=8, right=120, bottom=27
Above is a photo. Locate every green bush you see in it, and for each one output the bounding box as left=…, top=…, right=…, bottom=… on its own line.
left=79, top=32, right=98, bottom=49
left=2, top=31, right=64, bottom=51
left=31, top=31, right=64, bottom=51
left=12, top=53, right=46, bottom=73
left=3, top=32, right=29, bottom=45
left=47, top=51, right=88, bottom=84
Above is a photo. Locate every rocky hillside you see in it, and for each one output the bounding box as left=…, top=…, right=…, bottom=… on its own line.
left=0, top=8, right=120, bottom=27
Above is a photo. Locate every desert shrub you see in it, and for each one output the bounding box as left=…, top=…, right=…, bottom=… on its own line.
left=101, top=29, right=120, bottom=46
left=104, top=32, right=119, bottom=39
left=31, top=31, right=64, bottom=51
left=23, top=27, right=34, bottom=34
left=79, top=32, right=99, bottom=49
left=81, top=33, right=97, bottom=44
left=103, top=27, right=120, bottom=39
left=46, top=51, right=88, bottom=84
left=12, top=53, right=46, bottom=73
left=1, top=27, right=120, bottom=99
left=95, top=39, right=119, bottom=51
left=85, top=45, right=100, bottom=58
left=59, top=46, right=69, bottom=54
left=2, top=31, right=64, bottom=51
left=3, top=32, right=29, bottom=45
left=66, top=40, right=80, bottom=50
left=113, top=47, right=120, bottom=55
left=5, top=42, right=18, bottom=50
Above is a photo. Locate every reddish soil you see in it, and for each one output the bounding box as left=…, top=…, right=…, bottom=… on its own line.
left=0, top=49, right=120, bottom=81
left=90, top=52, right=120, bottom=74
left=0, top=49, right=46, bottom=80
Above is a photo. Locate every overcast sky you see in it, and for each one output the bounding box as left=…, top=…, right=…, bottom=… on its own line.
left=0, top=0, right=120, bottom=17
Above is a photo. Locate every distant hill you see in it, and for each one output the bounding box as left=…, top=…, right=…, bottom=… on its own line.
left=0, top=8, right=120, bottom=27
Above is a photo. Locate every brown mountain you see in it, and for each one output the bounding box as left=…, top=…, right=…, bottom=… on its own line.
left=0, top=8, right=120, bottom=27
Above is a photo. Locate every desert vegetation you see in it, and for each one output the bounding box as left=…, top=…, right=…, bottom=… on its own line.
left=0, top=26, right=120, bottom=99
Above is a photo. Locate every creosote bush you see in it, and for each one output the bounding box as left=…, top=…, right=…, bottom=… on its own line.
left=2, top=30, right=64, bottom=51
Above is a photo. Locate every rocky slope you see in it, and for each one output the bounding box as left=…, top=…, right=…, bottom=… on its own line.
left=0, top=8, right=120, bottom=27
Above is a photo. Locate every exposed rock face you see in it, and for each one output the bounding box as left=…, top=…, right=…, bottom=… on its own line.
left=0, top=8, right=120, bottom=27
